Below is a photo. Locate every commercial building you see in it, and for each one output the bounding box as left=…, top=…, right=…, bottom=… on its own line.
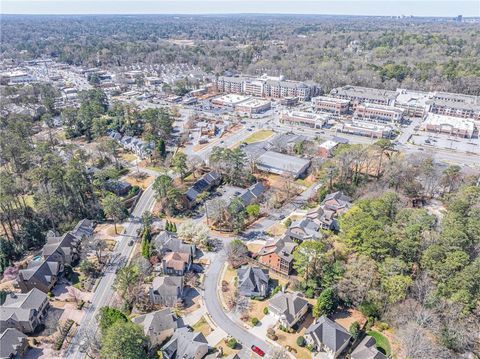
left=335, top=120, right=394, bottom=139
left=318, top=140, right=339, bottom=158
left=255, top=151, right=311, bottom=179
left=426, top=92, right=480, bottom=120
left=312, top=96, right=350, bottom=114
left=211, top=94, right=251, bottom=107
left=354, top=103, right=405, bottom=124
left=280, top=111, right=330, bottom=129
left=330, top=85, right=397, bottom=107
left=421, top=113, right=475, bottom=138
left=0, top=70, right=34, bottom=85
left=235, top=98, right=271, bottom=116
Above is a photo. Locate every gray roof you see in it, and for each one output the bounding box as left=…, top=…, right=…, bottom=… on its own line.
left=186, top=171, right=221, bottom=202
left=42, top=232, right=78, bottom=258
left=322, top=191, right=352, bottom=210
left=305, top=316, right=352, bottom=354
left=258, top=236, right=297, bottom=263
left=351, top=336, right=387, bottom=359
left=288, top=218, right=320, bottom=240
left=151, top=276, right=184, bottom=296
left=18, top=256, right=60, bottom=285
left=238, top=182, right=265, bottom=207
left=132, top=308, right=177, bottom=339
left=155, top=232, right=195, bottom=256
left=237, top=267, right=269, bottom=296
left=256, top=151, right=311, bottom=177
left=1, top=289, right=47, bottom=324
left=161, top=327, right=208, bottom=359
left=70, top=219, right=94, bottom=239
left=269, top=292, right=308, bottom=326
left=0, top=328, right=27, bottom=359
left=330, top=86, right=397, bottom=103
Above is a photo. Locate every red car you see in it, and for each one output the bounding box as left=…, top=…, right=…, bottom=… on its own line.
left=251, top=345, right=265, bottom=357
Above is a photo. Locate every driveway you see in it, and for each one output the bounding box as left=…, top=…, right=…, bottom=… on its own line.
left=250, top=313, right=278, bottom=339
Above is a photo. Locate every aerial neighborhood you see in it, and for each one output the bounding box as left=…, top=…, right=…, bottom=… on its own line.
left=1, top=12, right=479, bottom=359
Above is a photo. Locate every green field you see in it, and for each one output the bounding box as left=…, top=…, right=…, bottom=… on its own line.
left=244, top=130, right=274, bottom=144
left=367, top=330, right=392, bottom=356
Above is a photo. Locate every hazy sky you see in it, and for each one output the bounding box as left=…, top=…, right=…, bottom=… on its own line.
left=1, top=0, right=479, bottom=16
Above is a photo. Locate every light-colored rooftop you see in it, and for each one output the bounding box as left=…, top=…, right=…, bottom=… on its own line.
left=423, top=113, right=476, bottom=132
left=213, top=94, right=251, bottom=106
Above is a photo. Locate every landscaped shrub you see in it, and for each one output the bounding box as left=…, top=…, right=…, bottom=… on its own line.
left=365, top=317, right=375, bottom=331
left=304, top=287, right=315, bottom=298
left=226, top=338, right=237, bottom=349
left=296, top=336, right=306, bottom=347
left=377, top=321, right=389, bottom=331
left=263, top=307, right=269, bottom=315
left=251, top=317, right=259, bottom=326
left=271, top=285, right=282, bottom=296
left=306, top=344, right=314, bottom=352
left=349, top=321, right=361, bottom=339
left=54, top=319, right=75, bottom=350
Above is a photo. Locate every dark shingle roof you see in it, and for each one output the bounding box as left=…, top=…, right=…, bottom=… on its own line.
left=269, top=292, right=308, bottom=326
left=161, top=327, right=208, bottom=359
left=0, top=328, right=27, bottom=359
left=351, top=336, right=387, bottom=359
left=306, top=316, right=352, bottom=354
left=237, top=267, right=269, bottom=296
left=132, top=308, right=177, bottom=340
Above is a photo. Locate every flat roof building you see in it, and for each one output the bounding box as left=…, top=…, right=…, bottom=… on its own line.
left=312, top=96, right=350, bottom=115
left=256, top=150, right=311, bottom=179
left=354, top=102, right=404, bottom=124
left=235, top=98, right=271, bottom=116
left=421, top=113, right=475, bottom=138
left=426, top=92, right=480, bottom=120
left=335, top=120, right=394, bottom=139
left=330, top=85, right=398, bottom=106
left=211, top=94, right=251, bottom=107
left=280, top=111, right=330, bottom=129
left=394, top=89, right=430, bottom=117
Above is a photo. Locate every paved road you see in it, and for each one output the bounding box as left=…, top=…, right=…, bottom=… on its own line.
left=204, top=242, right=273, bottom=356
left=65, top=185, right=157, bottom=358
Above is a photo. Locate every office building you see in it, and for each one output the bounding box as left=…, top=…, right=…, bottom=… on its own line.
left=312, top=96, right=350, bottom=114
left=354, top=103, right=404, bottom=123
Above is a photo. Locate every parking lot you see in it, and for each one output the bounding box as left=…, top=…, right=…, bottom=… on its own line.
left=410, top=132, right=480, bottom=155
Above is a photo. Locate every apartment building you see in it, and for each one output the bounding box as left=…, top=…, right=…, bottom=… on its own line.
left=312, top=96, right=350, bottom=115
left=421, top=113, right=475, bottom=138
left=394, top=89, right=429, bottom=117
left=215, top=74, right=319, bottom=100
left=330, top=85, right=398, bottom=107
left=426, top=92, right=480, bottom=120
left=280, top=111, right=330, bottom=129
left=354, top=103, right=405, bottom=124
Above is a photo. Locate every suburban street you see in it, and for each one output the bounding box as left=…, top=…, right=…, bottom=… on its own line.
left=65, top=185, right=157, bottom=359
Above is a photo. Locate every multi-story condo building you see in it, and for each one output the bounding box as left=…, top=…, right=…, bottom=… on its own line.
left=330, top=85, right=398, bottom=108
left=354, top=103, right=405, bottom=124
left=394, top=89, right=429, bottom=117
left=426, top=92, right=480, bottom=120
left=312, top=96, right=350, bottom=114
left=215, top=74, right=319, bottom=100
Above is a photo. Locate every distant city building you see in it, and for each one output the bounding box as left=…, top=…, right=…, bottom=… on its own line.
left=421, top=113, right=475, bottom=138
left=0, top=70, right=34, bottom=85
left=280, top=111, right=330, bottom=129
left=312, top=96, right=350, bottom=115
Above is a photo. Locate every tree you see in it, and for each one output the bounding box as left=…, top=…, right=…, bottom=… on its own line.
left=157, top=138, right=166, bottom=159
left=112, top=264, right=140, bottom=305
left=349, top=321, right=361, bottom=339
left=293, top=241, right=327, bottom=285
left=313, top=287, right=337, bottom=318
left=98, top=306, right=128, bottom=335
left=177, top=220, right=210, bottom=248
left=225, top=239, right=249, bottom=268
left=153, top=175, right=173, bottom=198
left=245, top=203, right=260, bottom=218
left=171, top=152, right=188, bottom=179
left=100, top=321, right=148, bottom=359
left=102, top=193, right=127, bottom=234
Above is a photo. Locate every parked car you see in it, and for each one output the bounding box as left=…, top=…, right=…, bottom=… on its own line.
left=251, top=345, right=265, bottom=357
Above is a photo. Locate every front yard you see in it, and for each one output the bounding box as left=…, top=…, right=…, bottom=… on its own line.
left=274, top=313, right=315, bottom=359
left=191, top=316, right=213, bottom=337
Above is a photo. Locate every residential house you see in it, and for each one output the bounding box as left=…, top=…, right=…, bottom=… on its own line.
left=305, top=316, right=352, bottom=359
left=132, top=308, right=177, bottom=347
left=161, top=327, right=209, bottom=359
left=16, top=257, right=61, bottom=293
left=185, top=171, right=222, bottom=204
left=0, top=289, right=49, bottom=333
left=41, top=232, right=81, bottom=266
left=256, top=236, right=297, bottom=276
left=0, top=328, right=29, bottom=359
left=286, top=218, right=321, bottom=241
left=322, top=192, right=352, bottom=215
left=237, top=182, right=265, bottom=207
left=69, top=219, right=94, bottom=240
left=268, top=291, right=309, bottom=329
left=307, top=206, right=338, bottom=231
left=162, top=252, right=191, bottom=276
left=155, top=232, right=196, bottom=258
left=351, top=335, right=387, bottom=359
left=105, top=180, right=132, bottom=196
left=237, top=267, right=269, bottom=298
left=149, top=276, right=184, bottom=307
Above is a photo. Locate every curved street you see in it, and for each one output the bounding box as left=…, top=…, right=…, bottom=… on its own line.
left=204, top=246, right=273, bottom=356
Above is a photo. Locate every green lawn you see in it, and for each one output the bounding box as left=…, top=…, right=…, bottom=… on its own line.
left=367, top=330, right=392, bottom=356
left=244, top=130, right=274, bottom=144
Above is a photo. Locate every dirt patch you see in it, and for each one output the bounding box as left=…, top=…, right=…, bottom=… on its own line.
left=332, top=308, right=366, bottom=329
left=123, top=172, right=154, bottom=190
